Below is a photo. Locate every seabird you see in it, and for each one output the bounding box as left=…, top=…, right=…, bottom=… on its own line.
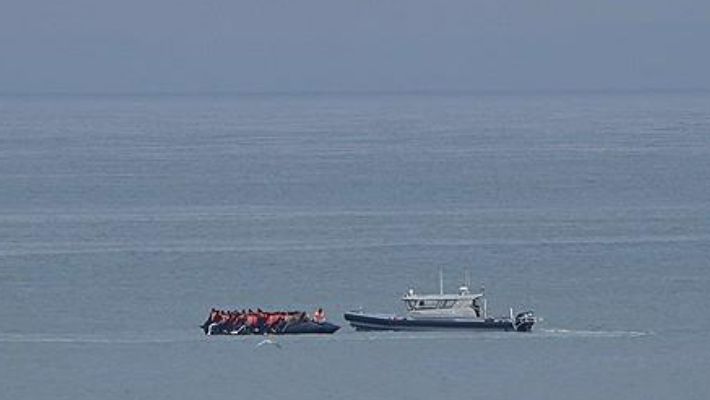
left=255, top=338, right=282, bottom=349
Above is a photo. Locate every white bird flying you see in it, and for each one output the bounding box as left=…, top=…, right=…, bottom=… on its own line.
left=255, top=338, right=282, bottom=349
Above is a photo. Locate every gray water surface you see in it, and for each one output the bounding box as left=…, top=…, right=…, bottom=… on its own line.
left=1, top=93, right=709, bottom=399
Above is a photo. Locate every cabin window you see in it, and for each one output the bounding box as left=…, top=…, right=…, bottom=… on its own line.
left=405, top=300, right=416, bottom=310
left=415, top=300, right=438, bottom=309
left=437, top=300, right=455, bottom=308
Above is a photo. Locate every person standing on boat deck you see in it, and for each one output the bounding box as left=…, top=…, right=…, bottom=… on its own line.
left=314, top=308, right=326, bottom=323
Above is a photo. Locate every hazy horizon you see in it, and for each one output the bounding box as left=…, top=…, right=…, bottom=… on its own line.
left=2, top=0, right=710, bottom=94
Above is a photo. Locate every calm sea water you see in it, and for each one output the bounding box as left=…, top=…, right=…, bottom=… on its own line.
left=1, top=92, right=709, bottom=399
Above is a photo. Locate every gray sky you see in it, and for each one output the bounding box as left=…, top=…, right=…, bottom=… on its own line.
left=1, top=0, right=709, bottom=93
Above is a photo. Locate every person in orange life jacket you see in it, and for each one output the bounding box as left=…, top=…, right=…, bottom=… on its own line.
left=228, top=312, right=240, bottom=331
left=266, top=313, right=280, bottom=327
left=265, top=313, right=282, bottom=333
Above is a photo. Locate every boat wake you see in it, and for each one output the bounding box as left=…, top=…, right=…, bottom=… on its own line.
left=538, top=328, right=652, bottom=338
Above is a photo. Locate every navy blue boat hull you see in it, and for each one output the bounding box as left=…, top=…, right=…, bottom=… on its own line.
left=344, top=312, right=533, bottom=332
left=280, top=321, right=340, bottom=335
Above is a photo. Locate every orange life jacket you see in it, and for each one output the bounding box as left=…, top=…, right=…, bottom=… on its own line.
left=266, top=314, right=280, bottom=325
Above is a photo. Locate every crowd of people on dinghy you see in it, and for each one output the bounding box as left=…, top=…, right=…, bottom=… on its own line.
left=202, top=308, right=327, bottom=335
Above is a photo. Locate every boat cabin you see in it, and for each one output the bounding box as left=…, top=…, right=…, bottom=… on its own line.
left=402, top=285, right=487, bottom=319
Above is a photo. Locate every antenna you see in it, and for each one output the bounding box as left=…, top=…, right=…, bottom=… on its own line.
left=439, top=267, right=444, bottom=295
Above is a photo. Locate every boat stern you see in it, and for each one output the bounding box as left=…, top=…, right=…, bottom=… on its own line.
left=514, top=311, right=536, bottom=332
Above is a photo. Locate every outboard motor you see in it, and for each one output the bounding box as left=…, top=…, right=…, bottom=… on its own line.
left=514, top=311, right=536, bottom=332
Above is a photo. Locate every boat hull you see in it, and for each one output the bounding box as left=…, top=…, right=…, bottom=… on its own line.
left=203, top=321, right=340, bottom=336
left=280, top=321, right=340, bottom=335
left=344, top=312, right=533, bottom=332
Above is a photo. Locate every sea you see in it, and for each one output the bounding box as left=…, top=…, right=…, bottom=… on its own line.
left=1, top=92, right=709, bottom=400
